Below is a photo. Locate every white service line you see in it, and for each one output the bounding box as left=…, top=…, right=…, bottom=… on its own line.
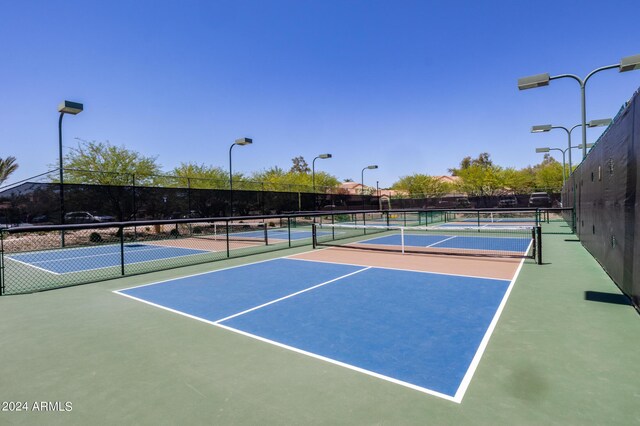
left=214, top=266, right=371, bottom=323
left=426, top=235, right=457, bottom=247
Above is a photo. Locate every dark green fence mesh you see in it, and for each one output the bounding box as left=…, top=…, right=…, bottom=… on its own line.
left=562, top=87, right=640, bottom=311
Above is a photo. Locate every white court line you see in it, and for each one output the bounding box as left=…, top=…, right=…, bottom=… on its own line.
left=114, top=257, right=286, bottom=293
left=22, top=244, right=172, bottom=265
left=114, top=285, right=458, bottom=402
left=4, top=256, right=62, bottom=275
left=114, top=254, right=529, bottom=402
left=426, top=235, right=457, bottom=247
left=286, top=257, right=511, bottom=282
left=452, top=253, right=529, bottom=403
left=15, top=245, right=212, bottom=275
left=61, top=250, right=214, bottom=275
left=213, top=267, right=371, bottom=323
left=214, top=322, right=458, bottom=402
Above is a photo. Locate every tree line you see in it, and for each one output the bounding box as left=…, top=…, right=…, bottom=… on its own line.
left=2, top=141, right=564, bottom=196
left=392, top=152, right=564, bottom=198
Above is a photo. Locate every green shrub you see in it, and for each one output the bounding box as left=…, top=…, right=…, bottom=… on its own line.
left=170, top=228, right=180, bottom=238
left=89, top=232, right=103, bottom=243
left=192, top=226, right=203, bottom=234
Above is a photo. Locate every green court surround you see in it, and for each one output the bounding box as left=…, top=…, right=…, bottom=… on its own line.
left=1, top=222, right=639, bottom=425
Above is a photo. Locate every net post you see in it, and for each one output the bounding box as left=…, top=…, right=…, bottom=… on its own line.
left=119, top=225, right=125, bottom=276
left=287, top=217, right=291, bottom=248
left=264, top=220, right=269, bottom=246
left=312, top=223, right=317, bottom=249
left=477, top=210, right=480, bottom=229
left=226, top=220, right=230, bottom=258
left=536, top=225, right=542, bottom=264
left=531, top=227, right=536, bottom=260
left=363, top=212, right=366, bottom=234
left=331, top=213, right=335, bottom=239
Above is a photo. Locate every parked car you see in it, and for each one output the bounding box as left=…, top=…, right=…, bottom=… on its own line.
left=528, top=192, right=551, bottom=207
left=498, top=195, right=518, bottom=208
left=30, top=215, right=52, bottom=224
left=64, top=211, right=115, bottom=224
left=455, top=197, right=471, bottom=208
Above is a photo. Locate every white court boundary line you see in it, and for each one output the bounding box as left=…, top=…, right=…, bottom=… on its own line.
left=114, top=282, right=456, bottom=402
left=213, top=322, right=458, bottom=402
left=114, top=262, right=460, bottom=402
left=4, top=256, right=62, bottom=275
left=286, top=256, right=511, bottom=282
left=8, top=244, right=213, bottom=275
left=452, top=254, right=528, bottom=402
left=113, top=254, right=532, bottom=402
left=114, top=257, right=284, bottom=292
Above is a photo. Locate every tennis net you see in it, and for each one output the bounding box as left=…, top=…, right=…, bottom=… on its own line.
left=444, top=210, right=540, bottom=227
left=312, top=222, right=541, bottom=263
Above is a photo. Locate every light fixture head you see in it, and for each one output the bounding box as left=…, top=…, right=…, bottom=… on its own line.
left=58, top=100, right=83, bottom=115
left=619, top=54, right=640, bottom=72
left=575, top=143, right=595, bottom=149
left=531, top=124, right=553, bottom=133
left=319, top=153, right=332, bottom=159
left=368, top=165, right=378, bottom=169
left=535, top=147, right=550, bottom=153
left=235, top=137, right=252, bottom=146
left=518, top=73, right=550, bottom=90
left=587, top=118, right=612, bottom=128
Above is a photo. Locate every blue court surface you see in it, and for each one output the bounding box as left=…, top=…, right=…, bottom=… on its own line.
left=116, top=257, right=515, bottom=402
left=358, top=233, right=531, bottom=253
left=7, top=244, right=209, bottom=274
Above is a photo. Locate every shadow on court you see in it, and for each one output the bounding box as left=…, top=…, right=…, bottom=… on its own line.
left=584, top=291, right=632, bottom=306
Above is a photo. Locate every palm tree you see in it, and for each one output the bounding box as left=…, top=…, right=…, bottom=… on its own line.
left=0, top=156, right=19, bottom=185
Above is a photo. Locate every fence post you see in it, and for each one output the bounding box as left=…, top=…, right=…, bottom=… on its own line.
left=0, top=230, right=5, bottom=295
left=264, top=221, right=269, bottom=246
left=187, top=178, right=191, bottom=217
left=120, top=225, right=125, bottom=276
left=312, top=223, right=317, bottom=249
left=226, top=220, right=230, bottom=258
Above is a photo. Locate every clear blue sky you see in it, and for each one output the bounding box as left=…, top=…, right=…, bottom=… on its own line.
left=2, top=0, right=639, bottom=188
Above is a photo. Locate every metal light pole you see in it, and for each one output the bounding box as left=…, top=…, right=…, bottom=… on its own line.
left=531, top=118, right=611, bottom=172
left=361, top=165, right=378, bottom=210
left=57, top=101, right=83, bottom=246
left=312, top=153, right=332, bottom=194
left=536, top=143, right=595, bottom=184
left=228, top=138, right=252, bottom=216
left=535, top=147, right=567, bottom=186
left=519, top=54, right=640, bottom=160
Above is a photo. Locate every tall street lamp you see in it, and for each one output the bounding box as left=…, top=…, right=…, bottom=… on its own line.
left=58, top=100, right=83, bottom=245
left=361, top=165, right=378, bottom=210
left=531, top=118, right=611, bottom=172
left=229, top=137, right=252, bottom=216
left=518, top=54, right=640, bottom=160
left=312, top=153, right=332, bottom=194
